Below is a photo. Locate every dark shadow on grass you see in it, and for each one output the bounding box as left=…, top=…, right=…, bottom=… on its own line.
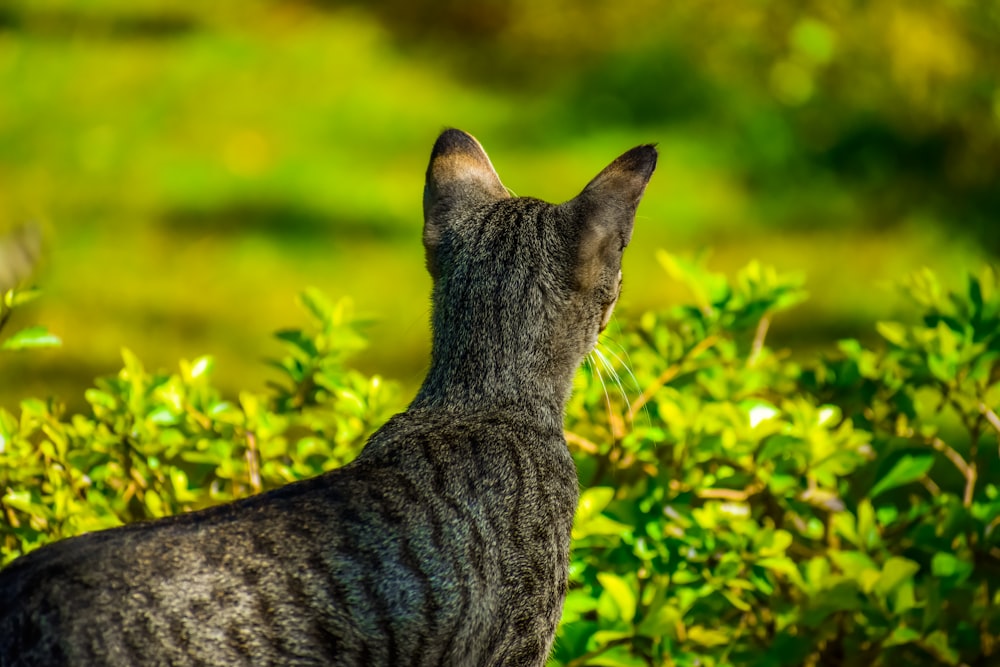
left=769, top=315, right=882, bottom=361
left=0, top=6, right=198, bottom=40
left=160, top=200, right=409, bottom=242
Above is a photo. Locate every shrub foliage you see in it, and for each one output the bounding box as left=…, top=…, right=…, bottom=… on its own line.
left=2, top=260, right=999, bottom=666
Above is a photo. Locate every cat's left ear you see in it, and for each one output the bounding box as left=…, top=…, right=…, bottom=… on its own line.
left=562, top=144, right=657, bottom=290
left=423, top=129, right=510, bottom=278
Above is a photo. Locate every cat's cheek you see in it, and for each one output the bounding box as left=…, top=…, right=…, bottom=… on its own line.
left=597, top=270, right=622, bottom=332
left=598, top=300, right=616, bottom=333
left=587, top=329, right=599, bottom=352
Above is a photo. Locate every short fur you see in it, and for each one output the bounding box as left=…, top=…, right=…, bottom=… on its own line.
left=0, top=129, right=656, bottom=667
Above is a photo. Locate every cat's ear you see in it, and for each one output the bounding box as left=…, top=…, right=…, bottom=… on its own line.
left=562, top=144, right=657, bottom=290
left=423, top=129, right=510, bottom=278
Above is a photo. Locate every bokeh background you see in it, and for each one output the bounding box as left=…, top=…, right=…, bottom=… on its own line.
left=1, top=0, right=998, bottom=410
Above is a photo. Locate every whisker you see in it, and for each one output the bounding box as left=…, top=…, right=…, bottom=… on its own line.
left=592, top=345, right=632, bottom=419
left=599, top=338, right=640, bottom=389
left=588, top=349, right=614, bottom=420
left=597, top=337, right=652, bottom=428
left=598, top=343, right=642, bottom=398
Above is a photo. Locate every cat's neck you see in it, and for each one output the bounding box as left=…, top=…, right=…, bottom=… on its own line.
left=409, top=347, right=576, bottom=431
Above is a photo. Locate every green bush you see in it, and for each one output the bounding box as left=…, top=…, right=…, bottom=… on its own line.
left=2, top=260, right=999, bottom=666
left=0, top=289, right=399, bottom=559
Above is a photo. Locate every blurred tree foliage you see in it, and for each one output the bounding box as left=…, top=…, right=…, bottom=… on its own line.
left=339, top=0, right=1000, bottom=238
left=0, top=0, right=997, bottom=409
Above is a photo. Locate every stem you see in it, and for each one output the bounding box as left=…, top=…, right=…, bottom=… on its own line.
left=918, top=476, right=941, bottom=497
left=245, top=431, right=262, bottom=494
left=564, top=430, right=599, bottom=454
left=628, top=335, right=719, bottom=421
left=697, top=483, right=763, bottom=501
left=184, top=404, right=214, bottom=431
left=981, top=402, right=1000, bottom=449
left=0, top=300, right=12, bottom=336
left=930, top=437, right=975, bottom=507
left=748, top=314, right=771, bottom=367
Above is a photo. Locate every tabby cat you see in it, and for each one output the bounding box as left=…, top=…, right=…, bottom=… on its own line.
left=0, top=129, right=656, bottom=666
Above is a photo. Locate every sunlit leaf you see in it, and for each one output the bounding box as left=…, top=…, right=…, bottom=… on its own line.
left=1, top=325, right=61, bottom=350
left=687, top=625, right=731, bottom=647
left=931, top=552, right=973, bottom=583
left=874, top=556, right=920, bottom=598
left=597, top=573, right=637, bottom=623
left=876, top=321, right=907, bottom=347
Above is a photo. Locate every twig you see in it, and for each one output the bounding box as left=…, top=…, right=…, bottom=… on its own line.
left=564, top=430, right=599, bottom=454
left=918, top=476, right=941, bottom=497
left=980, top=402, right=1000, bottom=441
left=0, top=300, right=12, bottom=336
left=627, top=334, right=719, bottom=421
left=245, top=431, right=262, bottom=494
left=931, top=437, right=976, bottom=507
left=748, top=315, right=771, bottom=367
left=697, top=484, right=762, bottom=502
left=184, top=404, right=214, bottom=432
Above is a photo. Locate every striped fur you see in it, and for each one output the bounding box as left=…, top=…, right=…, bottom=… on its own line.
left=0, top=129, right=656, bottom=666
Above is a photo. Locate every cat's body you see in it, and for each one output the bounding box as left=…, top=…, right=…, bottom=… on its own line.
left=1, top=409, right=576, bottom=666
left=0, top=130, right=656, bottom=666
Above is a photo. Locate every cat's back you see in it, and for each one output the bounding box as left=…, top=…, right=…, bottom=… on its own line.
left=0, top=409, right=578, bottom=667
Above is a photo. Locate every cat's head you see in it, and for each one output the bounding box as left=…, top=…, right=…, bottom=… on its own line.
left=419, top=129, right=656, bottom=407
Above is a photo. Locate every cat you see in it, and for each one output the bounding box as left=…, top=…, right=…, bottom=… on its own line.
left=0, top=129, right=656, bottom=666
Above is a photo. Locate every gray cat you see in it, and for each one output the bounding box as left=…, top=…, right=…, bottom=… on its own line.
left=0, top=129, right=656, bottom=666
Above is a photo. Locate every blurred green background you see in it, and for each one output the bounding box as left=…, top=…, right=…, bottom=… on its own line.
left=1, top=0, right=998, bottom=409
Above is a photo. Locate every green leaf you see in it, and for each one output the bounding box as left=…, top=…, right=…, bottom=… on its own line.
left=969, top=274, right=983, bottom=313
left=1, top=325, right=61, bottom=350
left=275, top=329, right=318, bottom=357
left=85, top=388, right=118, bottom=411
left=298, top=287, right=335, bottom=325
left=586, top=644, right=647, bottom=667
left=931, top=552, right=973, bottom=583
left=757, top=556, right=807, bottom=590
left=876, top=321, right=907, bottom=347
left=743, top=399, right=779, bottom=428
left=2, top=488, right=36, bottom=514
left=596, top=573, right=637, bottom=623
left=186, top=355, right=215, bottom=380
left=687, top=625, right=731, bottom=647
left=829, top=550, right=878, bottom=578
left=656, top=250, right=729, bottom=312
left=920, top=630, right=960, bottom=665
left=874, top=556, right=920, bottom=598
left=883, top=625, right=921, bottom=648
left=5, top=287, right=41, bottom=308
left=637, top=583, right=681, bottom=639
left=576, top=487, right=614, bottom=518
left=720, top=588, right=752, bottom=611
left=576, top=514, right=633, bottom=537
left=892, top=577, right=917, bottom=615
left=856, top=498, right=880, bottom=551
left=869, top=454, right=934, bottom=500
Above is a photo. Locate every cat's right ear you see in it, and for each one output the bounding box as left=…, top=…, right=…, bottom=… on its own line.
left=562, top=144, right=657, bottom=291
left=423, top=129, right=509, bottom=278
